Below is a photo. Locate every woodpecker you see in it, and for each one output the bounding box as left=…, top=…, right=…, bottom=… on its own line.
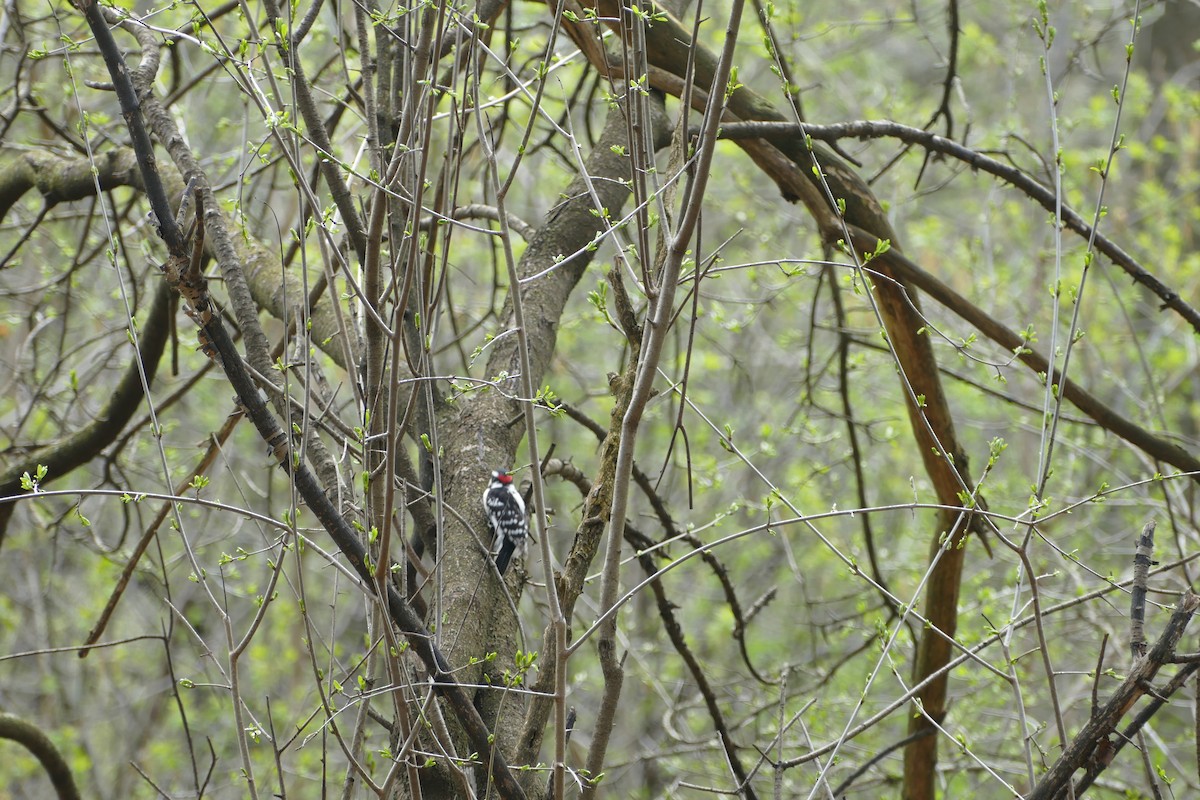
left=483, top=470, right=529, bottom=575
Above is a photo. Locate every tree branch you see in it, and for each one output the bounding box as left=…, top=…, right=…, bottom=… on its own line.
left=0, top=713, right=81, bottom=800
left=1029, top=590, right=1199, bottom=800
left=713, top=119, right=1200, bottom=336
left=0, top=281, right=172, bottom=545
left=75, top=3, right=526, bottom=795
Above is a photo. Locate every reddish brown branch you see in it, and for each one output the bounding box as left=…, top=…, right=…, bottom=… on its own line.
left=713, top=119, right=1200, bottom=336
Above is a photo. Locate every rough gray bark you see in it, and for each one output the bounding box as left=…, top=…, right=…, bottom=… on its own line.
left=426, top=97, right=669, bottom=795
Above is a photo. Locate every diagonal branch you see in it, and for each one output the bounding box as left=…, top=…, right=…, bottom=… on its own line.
left=1028, top=590, right=1199, bottom=800
left=714, top=119, right=1200, bottom=336
left=844, top=226, right=1200, bottom=480
left=75, top=2, right=526, bottom=796
left=0, top=281, right=172, bottom=546
left=564, top=10, right=984, bottom=797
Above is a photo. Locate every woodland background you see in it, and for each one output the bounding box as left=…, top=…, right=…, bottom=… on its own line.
left=0, top=0, right=1197, bottom=797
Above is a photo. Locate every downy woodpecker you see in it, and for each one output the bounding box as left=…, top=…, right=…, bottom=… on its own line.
left=483, top=470, right=529, bottom=575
